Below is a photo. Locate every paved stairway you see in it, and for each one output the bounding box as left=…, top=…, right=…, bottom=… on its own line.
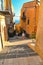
left=0, top=44, right=42, bottom=65
left=0, top=44, right=38, bottom=59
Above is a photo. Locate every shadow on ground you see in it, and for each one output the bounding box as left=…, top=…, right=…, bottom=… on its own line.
left=0, top=44, right=38, bottom=59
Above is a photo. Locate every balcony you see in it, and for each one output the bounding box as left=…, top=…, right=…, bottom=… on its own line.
left=21, top=12, right=26, bottom=20
left=0, top=10, right=12, bottom=15
left=21, top=16, right=26, bottom=20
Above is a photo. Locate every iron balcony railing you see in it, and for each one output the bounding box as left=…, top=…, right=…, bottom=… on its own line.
left=21, top=15, right=26, bottom=20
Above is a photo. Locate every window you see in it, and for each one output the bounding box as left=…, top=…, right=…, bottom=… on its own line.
left=23, top=12, right=25, bottom=16
left=3, top=0, right=5, bottom=10
left=1, top=0, right=3, bottom=10
left=0, top=0, right=2, bottom=10
left=0, top=0, right=4, bottom=10
left=28, top=19, right=29, bottom=25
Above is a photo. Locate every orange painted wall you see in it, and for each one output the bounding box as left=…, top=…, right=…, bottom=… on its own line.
left=15, top=23, right=21, bottom=33
left=20, top=1, right=39, bottom=36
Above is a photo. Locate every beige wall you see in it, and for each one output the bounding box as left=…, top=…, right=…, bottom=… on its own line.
left=0, top=15, right=8, bottom=41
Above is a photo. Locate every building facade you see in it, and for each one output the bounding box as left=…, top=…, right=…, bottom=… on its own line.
left=0, top=0, right=14, bottom=41
left=20, top=1, right=39, bottom=38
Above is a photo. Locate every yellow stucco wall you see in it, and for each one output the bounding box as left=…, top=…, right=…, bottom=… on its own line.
left=35, top=0, right=43, bottom=59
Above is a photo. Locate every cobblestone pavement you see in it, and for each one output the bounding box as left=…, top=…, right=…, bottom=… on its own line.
left=0, top=44, right=42, bottom=65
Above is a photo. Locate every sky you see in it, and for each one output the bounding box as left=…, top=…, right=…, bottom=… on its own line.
left=12, top=0, right=33, bottom=23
